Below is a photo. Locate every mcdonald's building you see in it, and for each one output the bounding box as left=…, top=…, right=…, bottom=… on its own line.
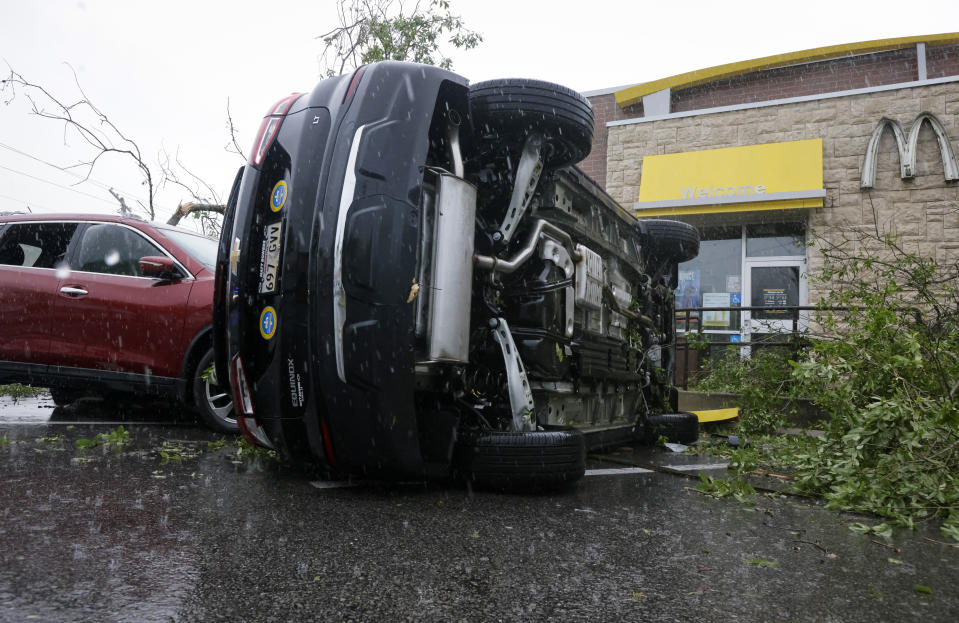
left=581, top=33, right=959, bottom=348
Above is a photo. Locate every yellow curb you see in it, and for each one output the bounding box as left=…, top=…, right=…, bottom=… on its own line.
left=692, top=408, right=740, bottom=423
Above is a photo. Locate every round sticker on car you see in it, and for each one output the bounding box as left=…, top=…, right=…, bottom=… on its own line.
left=270, top=181, right=288, bottom=212
left=260, top=306, right=277, bottom=339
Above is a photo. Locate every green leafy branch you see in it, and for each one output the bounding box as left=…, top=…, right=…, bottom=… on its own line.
left=319, top=0, right=482, bottom=77
left=75, top=425, right=130, bottom=450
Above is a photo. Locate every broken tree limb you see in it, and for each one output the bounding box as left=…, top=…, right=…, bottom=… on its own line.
left=166, top=201, right=225, bottom=226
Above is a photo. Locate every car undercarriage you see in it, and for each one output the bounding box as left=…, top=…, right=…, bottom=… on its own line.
left=218, top=64, right=699, bottom=487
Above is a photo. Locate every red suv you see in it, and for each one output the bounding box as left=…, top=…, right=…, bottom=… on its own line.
left=0, top=213, right=236, bottom=432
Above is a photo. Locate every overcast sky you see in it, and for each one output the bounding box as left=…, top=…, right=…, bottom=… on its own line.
left=1, top=0, right=955, bottom=225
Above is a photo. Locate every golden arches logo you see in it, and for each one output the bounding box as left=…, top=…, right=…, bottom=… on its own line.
left=861, top=112, right=959, bottom=189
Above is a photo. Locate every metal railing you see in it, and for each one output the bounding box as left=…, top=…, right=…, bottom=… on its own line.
left=672, top=305, right=829, bottom=390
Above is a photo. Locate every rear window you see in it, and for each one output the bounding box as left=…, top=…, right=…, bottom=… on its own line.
left=0, top=222, right=77, bottom=268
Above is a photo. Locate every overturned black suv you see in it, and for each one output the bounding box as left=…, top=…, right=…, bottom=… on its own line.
left=215, top=62, right=699, bottom=487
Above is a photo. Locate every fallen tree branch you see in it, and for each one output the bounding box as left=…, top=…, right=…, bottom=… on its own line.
left=166, top=201, right=226, bottom=227
left=868, top=540, right=899, bottom=551
left=749, top=470, right=795, bottom=481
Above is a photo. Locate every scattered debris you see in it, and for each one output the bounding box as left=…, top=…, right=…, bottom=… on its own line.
left=870, top=540, right=901, bottom=552
left=692, top=474, right=756, bottom=503
left=406, top=279, right=420, bottom=303
left=849, top=522, right=893, bottom=538
left=711, top=433, right=750, bottom=447
left=159, top=440, right=201, bottom=462
left=75, top=426, right=130, bottom=451
left=794, top=539, right=828, bottom=553
left=749, top=470, right=794, bottom=481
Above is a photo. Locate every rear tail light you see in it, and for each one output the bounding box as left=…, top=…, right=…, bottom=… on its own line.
left=320, top=419, right=337, bottom=466
left=229, top=354, right=254, bottom=416
left=238, top=416, right=274, bottom=449
left=249, top=93, right=302, bottom=166
left=229, top=354, right=274, bottom=448
left=342, top=66, right=367, bottom=104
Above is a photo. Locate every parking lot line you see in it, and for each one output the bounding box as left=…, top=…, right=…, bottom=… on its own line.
left=585, top=462, right=729, bottom=477
left=664, top=463, right=730, bottom=471
left=310, top=480, right=361, bottom=489
left=584, top=467, right=654, bottom=476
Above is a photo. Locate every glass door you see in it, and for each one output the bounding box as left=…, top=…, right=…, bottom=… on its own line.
left=742, top=257, right=807, bottom=351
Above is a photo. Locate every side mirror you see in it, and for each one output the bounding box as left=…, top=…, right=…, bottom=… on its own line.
left=139, top=255, right=178, bottom=279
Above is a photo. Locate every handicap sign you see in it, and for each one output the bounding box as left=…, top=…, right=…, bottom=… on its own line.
left=260, top=306, right=277, bottom=339
left=730, top=293, right=742, bottom=305
left=729, top=334, right=742, bottom=343
left=270, top=181, right=288, bottom=212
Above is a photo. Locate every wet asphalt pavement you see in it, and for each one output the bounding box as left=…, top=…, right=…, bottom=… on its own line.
left=2, top=394, right=958, bottom=622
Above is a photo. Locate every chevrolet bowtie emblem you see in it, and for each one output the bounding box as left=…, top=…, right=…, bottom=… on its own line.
left=230, top=237, right=241, bottom=275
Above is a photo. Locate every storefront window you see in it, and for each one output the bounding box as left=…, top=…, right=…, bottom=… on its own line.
left=674, top=221, right=807, bottom=333
left=675, top=226, right=742, bottom=331
left=674, top=219, right=808, bottom=371
left=745, top=222, right=805, bottom=257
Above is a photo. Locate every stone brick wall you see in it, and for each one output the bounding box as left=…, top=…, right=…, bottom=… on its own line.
left=605, top=81, right=959, bottom=302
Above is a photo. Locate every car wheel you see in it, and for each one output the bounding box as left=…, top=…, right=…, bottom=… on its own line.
left=48, top=386, right=82, bottom=407
left=192, top=347, right=237, bottom=433
left=641, top=412, right=700, bottom=444
left=469, top=78, right=594, bottom=169
left=453, top=429, right=586, bottom=490
left=637, top=219, right=701, bottom=264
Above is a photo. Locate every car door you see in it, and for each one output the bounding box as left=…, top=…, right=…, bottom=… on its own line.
left=50, top=222, right=195, bottom=379
left=0, top=221, right=78, bottom=364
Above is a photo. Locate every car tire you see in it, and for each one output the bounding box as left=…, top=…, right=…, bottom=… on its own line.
left=48, top=386, right=82, bottom=407
left=453, top=429, right=586, bottom=490
left=641, top=412, right=700, bottom=444
left=191, top=347, right=237, bottom=434
left=637, top=219, right=701, bottom=264
left=469, top=78, right=594, bottom=169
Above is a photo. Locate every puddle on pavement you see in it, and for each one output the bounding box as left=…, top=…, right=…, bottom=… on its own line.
left=0, top=392, right=197, bottom=427
left=0, top=394, right=55, bottom=423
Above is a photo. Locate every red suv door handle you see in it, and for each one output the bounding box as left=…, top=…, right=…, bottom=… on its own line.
left=60, top=286, right=89, bottom=297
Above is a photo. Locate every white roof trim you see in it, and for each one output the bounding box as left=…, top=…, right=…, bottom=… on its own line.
left=580, top=83, right=641, bottom=97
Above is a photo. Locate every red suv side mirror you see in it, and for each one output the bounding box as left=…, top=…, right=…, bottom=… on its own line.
left=139, top=255, right=178, bottom=279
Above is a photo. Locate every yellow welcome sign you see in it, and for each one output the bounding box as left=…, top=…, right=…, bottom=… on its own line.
left=635, top=139, right=825, bottom=217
